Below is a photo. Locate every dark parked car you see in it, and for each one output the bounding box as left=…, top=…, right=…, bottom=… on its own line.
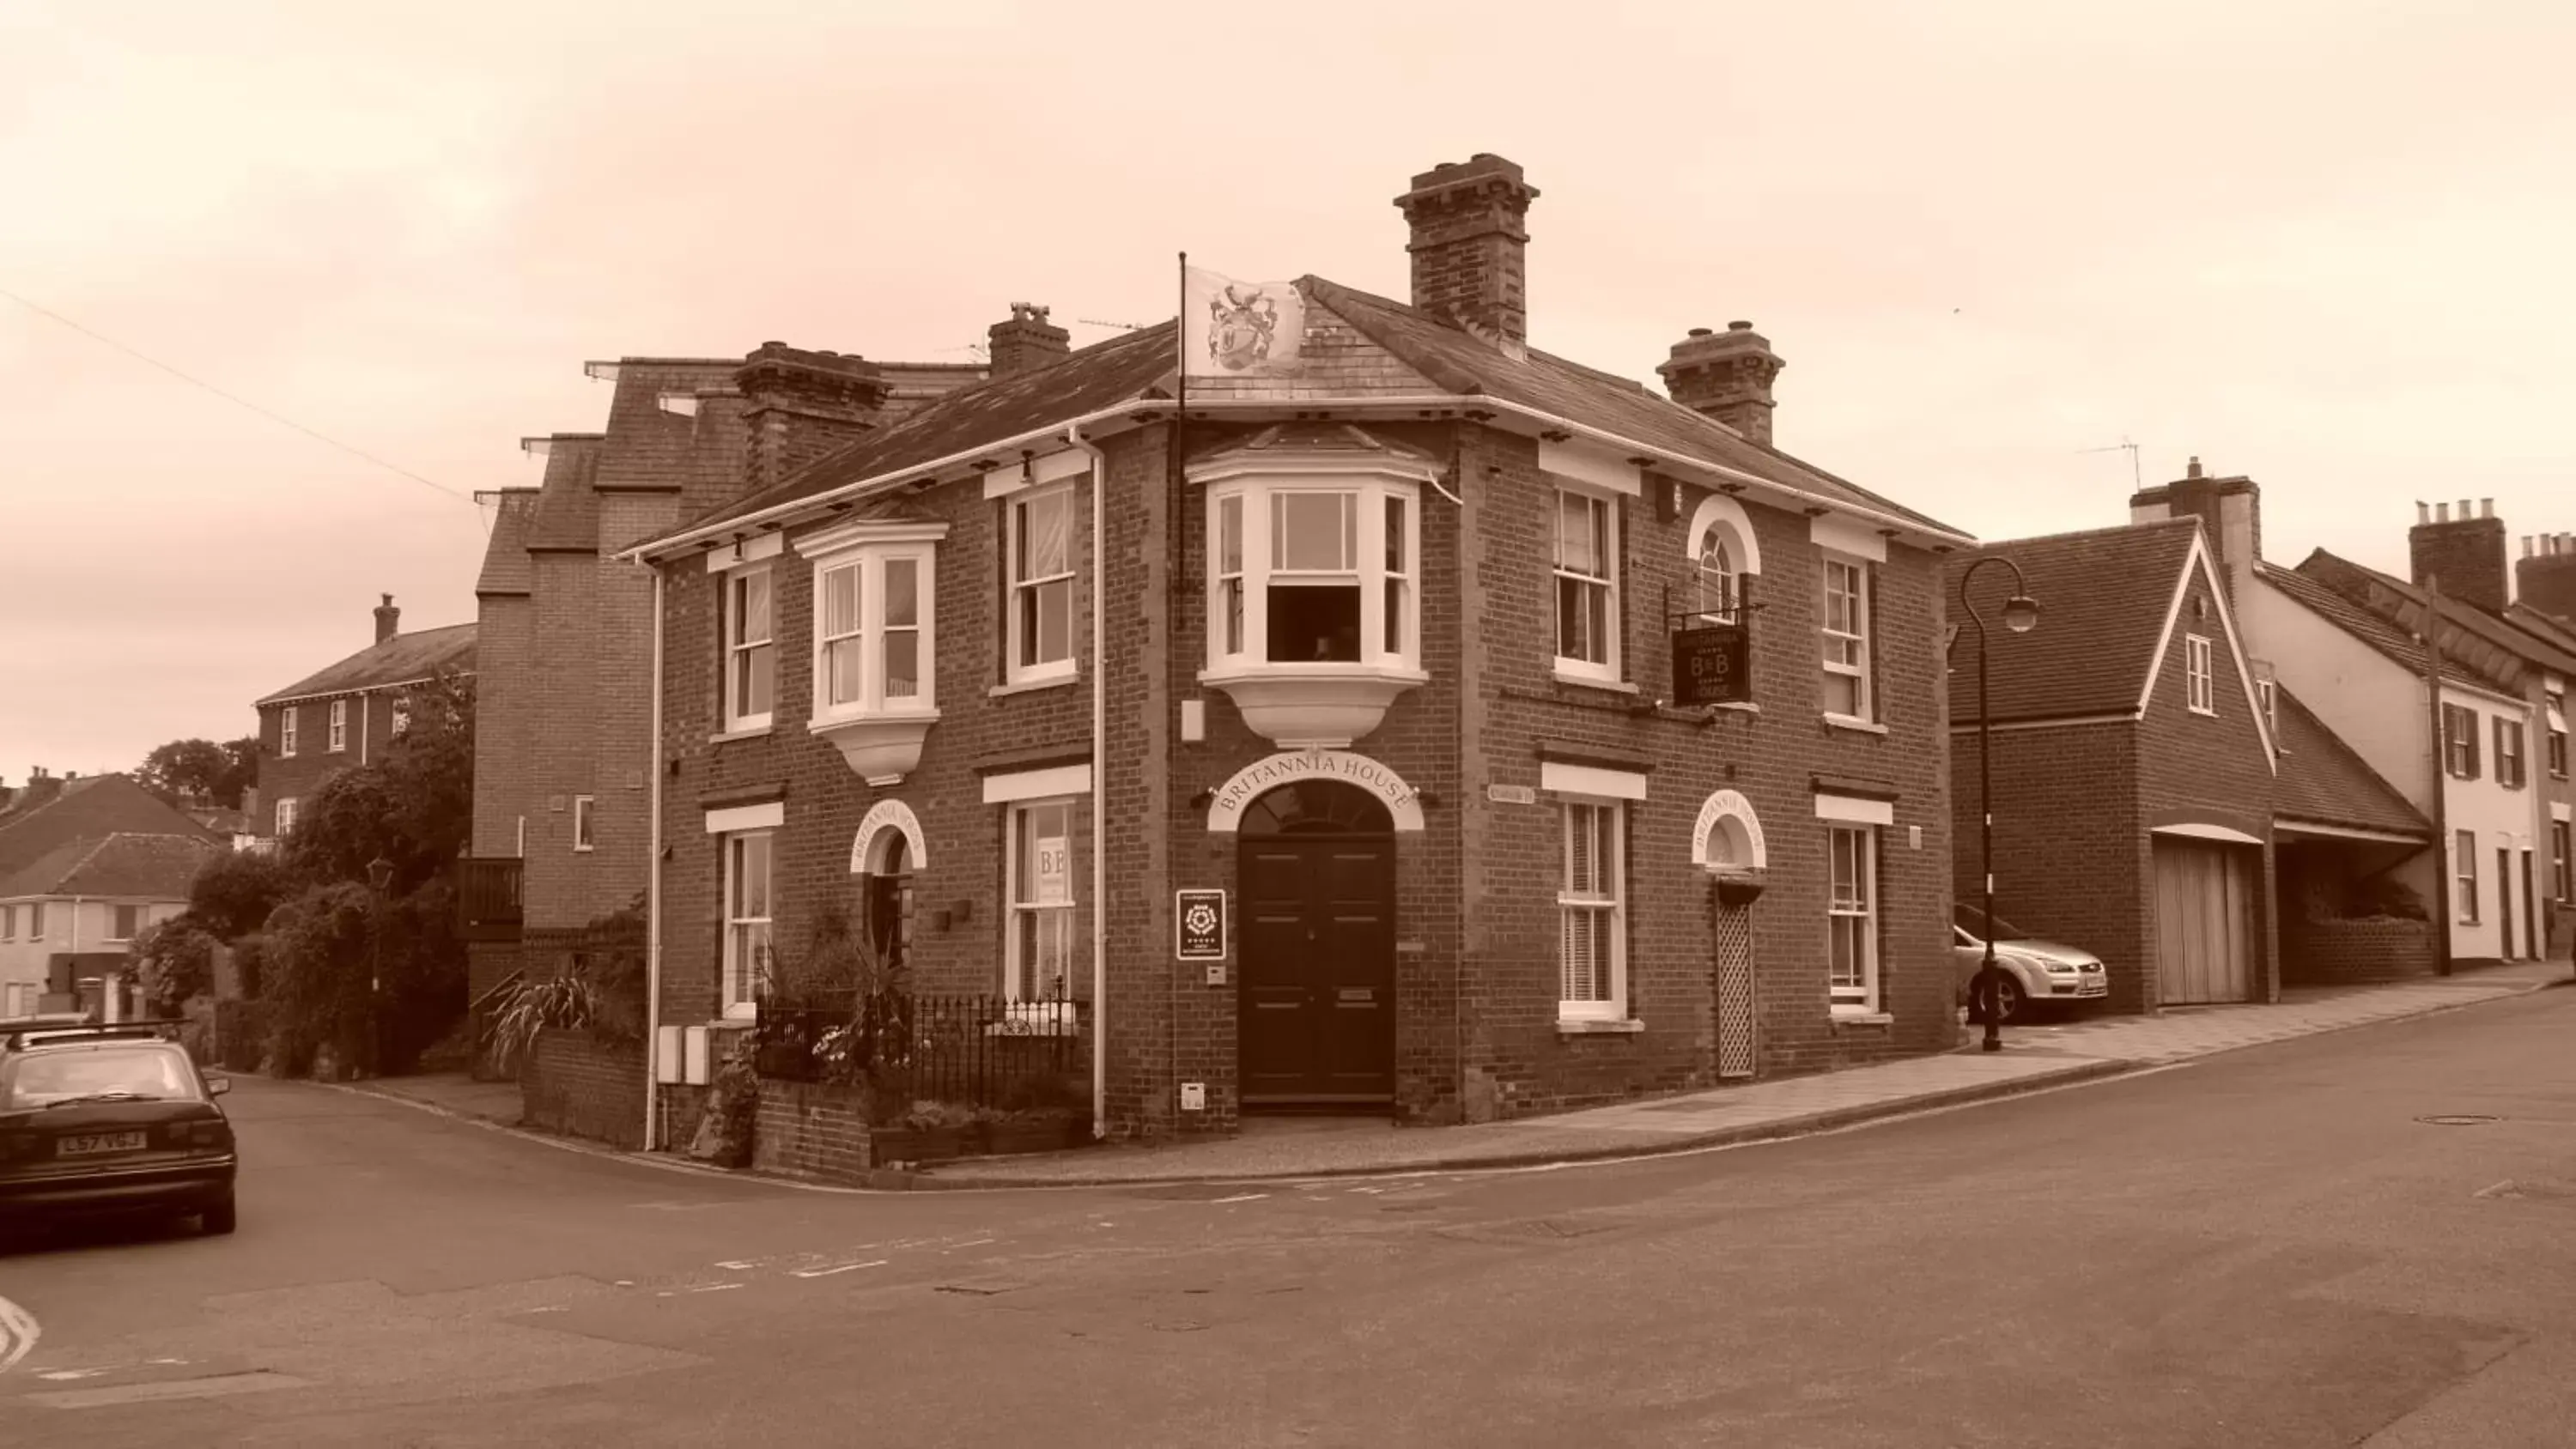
left=1954, top=904, right=2108, bottom=1022
left=0, top=1022, right=237, bottom=1237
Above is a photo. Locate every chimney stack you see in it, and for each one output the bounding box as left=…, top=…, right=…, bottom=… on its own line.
left=2133, top=457, right=2261, bottom=600
left=374, top=593, right=400, bottom=645
left=1394, top=154, right=1539, bottom=349
left=733, top=343, right=891, bottom=494
left=2409, top=497, right=2512, bottom=615
left=1658, top=322, right=1788, bottom=448
left=987, top=303, right=1072, bottom=379
left=2516, top=523, right=2576, bottom=626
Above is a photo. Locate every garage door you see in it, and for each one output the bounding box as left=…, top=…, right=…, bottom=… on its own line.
left=2152, top=840, right=2256, bottom=1005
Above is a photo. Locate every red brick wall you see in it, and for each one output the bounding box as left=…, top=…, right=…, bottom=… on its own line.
left=470, top=595, right=535, bottom=858
left=524, top=548, right=600, bottom=926
left=2282, top=916, right=2438, bottom=985
left=750, top=1079, right=880, bottom=1184
left=519, top=1028, right=646, bottom=1148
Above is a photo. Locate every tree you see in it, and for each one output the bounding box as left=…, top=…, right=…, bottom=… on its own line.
left=189, top=850, right=297, bottom=941
left=129, top=919, right=222, bottom=1016
left=281, top=669, right=474, bottom=894
left=136, top=737, right=258, bottom=808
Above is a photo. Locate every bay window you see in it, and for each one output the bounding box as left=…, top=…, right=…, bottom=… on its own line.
left=1009, top=486, right=1076, bottom=682
left=1554, top=487, right=1619, bottom=680
left=793, top=518, right=947, bottom=785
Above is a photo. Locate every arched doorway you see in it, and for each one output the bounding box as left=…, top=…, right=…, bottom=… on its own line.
left=862, top=831, right=914, bottom=980
left=1237, top=778, right=1397, bottom=1107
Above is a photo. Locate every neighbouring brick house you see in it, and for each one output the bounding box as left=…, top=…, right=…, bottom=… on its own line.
left=1947, top=518, right=2286, bottom=1013
left=618, top=153, right=1974, bottom=1146
left=460, top=349, right=984, bottom=1043
left=250, top=596, right=475, bottom=845
left=2293, top=500, right=2576, bottom=959
left=0, top=773, right=224, bottom=1017
left=2157, top=466, right=2544, bottom=968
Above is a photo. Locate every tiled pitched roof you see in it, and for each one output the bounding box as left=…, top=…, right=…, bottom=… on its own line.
left=0, top=776, right=223, bottom=879
left=2295, top=549, right=2576, bottom=680
left=255, top=622, right=477, bottom=706
left=653, top=277, right=1969, bottom=550
left=1944, top=520, right=2202, bottom=725
left=2257, top=566, right=2519, bottom=697
left=592, top=359, right=743, bottom=494
left=525, top=435, right=606, bottom=553
left=1307, top=278, right=1965, bottom=537
left=684, top=323, right=1180, bottom=534
left=2271, top=687, right=2431, bottom=838
left=0, top=832, right=219, bottom=901
left=2506, top=603, right=2576, bottom=660
left=474, top=488, right=542, bottom=597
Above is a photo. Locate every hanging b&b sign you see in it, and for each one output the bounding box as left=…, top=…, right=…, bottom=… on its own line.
left=1672, top=622, right=1751, bottom=706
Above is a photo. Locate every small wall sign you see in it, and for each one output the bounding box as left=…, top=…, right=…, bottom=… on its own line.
left=1176, top=888, right=1227, bottom=961
left=1486, top=783, right=1537, bottom=806
left=1671, top=622, right=1751, bottom=706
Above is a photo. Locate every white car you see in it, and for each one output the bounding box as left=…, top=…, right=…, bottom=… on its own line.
left=1954, top=906, right=2107, bottom=1022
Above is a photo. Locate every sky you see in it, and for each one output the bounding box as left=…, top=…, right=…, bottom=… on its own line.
left=4, top=0, right=2573, bottom=779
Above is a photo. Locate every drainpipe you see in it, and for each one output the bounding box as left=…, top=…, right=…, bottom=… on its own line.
left=2424, top=576, right=2455, bottom=976
left=1066, top=421, right=1108, bottom=1141
left=643, top=567, right=667, bottom=1148
left=361, top=695, right=371, bottom=767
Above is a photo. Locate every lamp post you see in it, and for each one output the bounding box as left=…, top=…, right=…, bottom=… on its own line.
left=1959, top=556, right=2041, bottom=1053
left=366, top=855, right=395, bottom=1076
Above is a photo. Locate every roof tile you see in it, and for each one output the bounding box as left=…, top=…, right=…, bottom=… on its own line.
left=2272, top=687, right=2430, bottom=837
left=1945, top=520, right=2201, bottom=724
left=256, top=623, right=477, bottom=706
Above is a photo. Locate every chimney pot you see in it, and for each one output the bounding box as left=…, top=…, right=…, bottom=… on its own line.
left=987, top=300, right=1072, bottom=379
left=2458, top=498, right=2472, bottom=517
left=2437, top=502, right=2451, bottom=522
left=1688, top=327, right=1713, bottom=338
left=373, top=594, right=400, bottom=646
left=2416, top=501, right=2430, bottom=524
left=2481, top=497, right=2495, bottom=518
left=2186, top=457, right=2204, bottom=479
left=1727, top=320, right=1753, bottom=332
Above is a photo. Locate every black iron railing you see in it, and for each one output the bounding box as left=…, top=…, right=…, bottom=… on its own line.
left=754, top=991, right=1084, bottom=1108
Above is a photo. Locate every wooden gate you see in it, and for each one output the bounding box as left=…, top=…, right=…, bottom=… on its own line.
left=2152, top=839, right=2256, bottom=1005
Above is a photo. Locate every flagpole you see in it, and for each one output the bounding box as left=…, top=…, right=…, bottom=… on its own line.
left=1174, top=251, right=1188, bottom=489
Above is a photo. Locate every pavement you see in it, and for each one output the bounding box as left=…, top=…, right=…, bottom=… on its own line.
left=341, top=958, right=2573, bottom=1189
left=5, top=966, right=2574, bottom=1446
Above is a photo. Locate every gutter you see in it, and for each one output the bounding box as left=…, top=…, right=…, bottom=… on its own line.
left=644, top=567, right=667, bottom=1148
left=618, top=395, right=1977, bottom=565
left=1066, top=421, right=1108, bottom=1141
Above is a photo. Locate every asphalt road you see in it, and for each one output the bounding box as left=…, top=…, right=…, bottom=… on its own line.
left=4, top=985, right=2573, bottom=1448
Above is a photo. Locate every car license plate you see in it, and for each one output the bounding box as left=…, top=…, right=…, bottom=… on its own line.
left=59, top=1131, right=148, bottom=1157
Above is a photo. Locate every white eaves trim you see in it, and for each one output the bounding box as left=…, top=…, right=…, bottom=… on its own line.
left=2136, top=530, right=2276, bottom=773
left=619, top=396, right=1978, bottom=564
left=1814, top=793, right=1894, bottom=826
left=1811, top=512, right=1889, bottom=563
left=2275, top=820, right=2427, bottom=845
left=1540, top=761, right=1647, bottom=801
left=2151, top=822, right=2264, bottom=846
left=982, top=447, right=1092, bottom=500
left=1537, top=439, right=1642, bottom=496
left=704, top=531, right=785, bottom=573
left=704, top=801, right=784, bottom=834
left=983, top=762, right=1094, bottom=803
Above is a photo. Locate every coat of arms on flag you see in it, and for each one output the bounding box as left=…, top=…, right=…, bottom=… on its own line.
left=1182, top=267, right=1304, bottom=378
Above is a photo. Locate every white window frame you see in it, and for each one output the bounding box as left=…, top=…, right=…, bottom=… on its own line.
left=29, top=902, right=46, bottom=942
left=2455, top=828, right=2479, bottom=924
left=1005, top=798, right=1078, bottom=1004
left=2444, top=704, right=2481, bottom=779
left=2257, top=678, right=2277, bottom=732
left=2553, top=818, right=2572, bottom=905
left=1201, top=476, right=1420, bottom=675
left=1694, top=527, right=1740, bottom=625
left=280, top=706, right=299, bottom=758
left=391, top=698, right=411, bottom=737
left=1552, top=484, right=1622, bottom=683
left=1008, top=484, right=1078, bottom=685
left=723, top=564, right=777, bottom=733
left=1826, top=822, right=1881, bottom=1014
left=2185, top=634, right=2215, bottom=715
left=572, top=795, right=595, bottom=853
left=108, top=904, right=143, bottom=943
left=721, top=830, right=775, bottom=1021
left=2495, top=718, right=2526, bottom=789
left=1821, top=554, right=1874, bottom=723
left=275, top=797, right=299, bottom=837
left=1555, top=797, right=1628, bottom=1022
left=805, top=538, right=940, bottom=724
left=328, top=698, right=349, bottom=752
left=2, top=905, right=14, bottom=941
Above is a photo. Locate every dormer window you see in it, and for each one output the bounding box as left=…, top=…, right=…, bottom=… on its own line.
left=1192, top=424, right=1435, bottom=749
left=793, top=515, right=947, bottom=785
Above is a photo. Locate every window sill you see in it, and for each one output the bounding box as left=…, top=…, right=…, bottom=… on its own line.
left=1552, top=671, right=1637, bottom=695
left=2187, top=706, right=2218, bottom=718
left=1705, top=700, right=1760, bottom=715
left=1829, top=1009, right=1893, bottom=1027
left=1198, top=664, right=1427, bottom=749
left=990, top=673, right=1078, bottom=699
left=1556, top=1016, right=1646, bottom=1035
left=709, top=724, right=775, bottom=744
left=1822, top=715, right=1888, bottom=736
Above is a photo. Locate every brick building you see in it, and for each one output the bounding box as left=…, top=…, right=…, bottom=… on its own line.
left=616, top=153, right=1975, bottom=1145
left=460, top=349, right=984, bottom=1022
left=250, top=596, right=475, bottom=844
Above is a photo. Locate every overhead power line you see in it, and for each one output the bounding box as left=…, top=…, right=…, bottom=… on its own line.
left=0, top=285, right=478, bottom=509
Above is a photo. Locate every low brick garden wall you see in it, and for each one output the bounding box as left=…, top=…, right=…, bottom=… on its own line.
left=520, top=1028, right=647, bottom=1149
left=2283, top=916, right=2438, bottom=985
left=752, top=1079, right=884, bottom=1185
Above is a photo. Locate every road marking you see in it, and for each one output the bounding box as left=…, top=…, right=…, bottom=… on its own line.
left=715, top=1259, right=762, bottom=1270
left=0, top=1294, right=39, bottom=1374
left=1208, top=1193, right=1268, bottom=1203
left=949, top=1237, right=999, bottom=1248
left=28, top=1371, right=309, bottom=1410
left=686, top=1283, right=743, bottom=1294
left=792, top=1258, right=889, bottom=1279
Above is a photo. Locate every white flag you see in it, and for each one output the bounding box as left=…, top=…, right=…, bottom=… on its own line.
left=1182, top=267, right=1304, bottom=379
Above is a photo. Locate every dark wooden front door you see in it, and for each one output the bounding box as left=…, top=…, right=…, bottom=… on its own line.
left=1239, top=832, right=1396, bottom=1104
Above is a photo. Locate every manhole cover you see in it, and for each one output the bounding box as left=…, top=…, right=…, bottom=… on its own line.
left=2417, top=1114, right=2501, bottom=1126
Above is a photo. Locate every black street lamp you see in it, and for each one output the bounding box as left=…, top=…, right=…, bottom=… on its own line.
left=1959, top=557, right=2040, bottom=1053
left=366, top=855, right=395, bottom=1076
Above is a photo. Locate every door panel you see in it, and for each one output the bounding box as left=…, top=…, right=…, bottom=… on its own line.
left=2154, top=840, right=2253, bottom=1005
left=1239, top=837, right=1394, bottom=1101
